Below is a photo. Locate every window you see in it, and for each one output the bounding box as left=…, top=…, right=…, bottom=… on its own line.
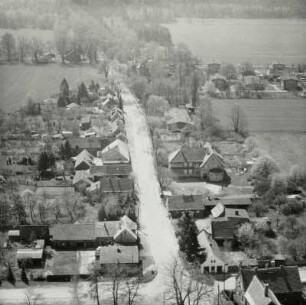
left=184, top=162, right=187, bottom=167
left=211, top=266, right=215, bottom=273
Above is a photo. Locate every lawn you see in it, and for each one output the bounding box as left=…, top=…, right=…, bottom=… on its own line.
left=0, top=64, right=104, bottom=112
left=211, top=99, right=306, bottom=132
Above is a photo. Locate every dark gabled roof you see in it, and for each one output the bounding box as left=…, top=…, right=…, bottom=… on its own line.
left=211, top=218, right=249, bottom=240
left=51, top=224, right=95, bottom=241
left=204, top=196, right=253, bottom=207
left=90, top=164, right=132, bottom=177
left=167, top=195, right=204, bottom=211
left=67, top=138, right=115, bottom=156
left=169, top=148, right=206, bottom=163
left=241, top=266, right=303, bottom=294
left=100, top=177, right=134, bottom=193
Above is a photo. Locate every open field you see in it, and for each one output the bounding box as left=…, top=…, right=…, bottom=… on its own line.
left=254, top=132, right=306, bottom=171
left=0, top=64, right=104, bottom=112
left=211, top=99, right=306, bottom=132
left=166, top=18, right=306, bottom=64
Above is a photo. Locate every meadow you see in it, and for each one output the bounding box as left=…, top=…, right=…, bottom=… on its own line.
left=212, top=99, right=306, bottom=132
left=166, top=19, right=306, bottom=64
left=0, top=64, right=104, bottom=112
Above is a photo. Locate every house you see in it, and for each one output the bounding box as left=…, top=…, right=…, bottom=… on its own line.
left=97, top=245, right=140, bottom=269
left=168, top=143, right=225, bottom=181
left=166, top=195, right=205, bottom=218
left=101, top=139, right=130, bottom=164
left=19, top=225, right=49, bottom=242
left=90, top=164, right=132, bottom=180
left=211, top=217, right=249, bottom=247
left=165, top=108, right=194, bottom=133
left=16, top=248, right=44, bottom=267
left=80, top=116, right=91, bottom=131
left=208, top=62, right=221, bottom=75
left=51, top=216, right=137, bottom=249
left=236, top=266, right=305, bottom=305
left=72, top=170, right=93, bottom=191
left=74, top=149, right=94, bottom=170
left=203, top=195, right=254, bottom=213
left=281, top=76, right=299, bottom=91
left=110, top=120, right=124, bottom=138
left=198, top=229, right=225, bottom=274
left=68, top=137, right=114, bottom=156
left=110, top=108, right=124, bottom=122
left=244, top=275, right=281, bottom=305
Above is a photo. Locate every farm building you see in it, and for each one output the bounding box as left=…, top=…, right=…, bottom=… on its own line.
left=73, top=170, right=93, bottom=191
left=90, top=164, right=132, bottom=180
left=74, top=149, right=94, bottom=171
left=243, top=275, right=281, bottom=305
left=100, top=139, right=130, bottom=164
left=97, top=177, right=134, bottom=194
left=166, top=195, right=205, bottom=218
left=19, top=225, right=49, bottom=242
left=16, top=248, right=44, bottom=267
left=50, top=224, right=96, bottom=249
left=165, top=107, right=195, bottom=133
left=168, top=143, right=226, bottom=181
left=235, top=266, right=304, bottom=305
left=68, top=137, right=114, bottom=156
left=50, top=216, right=137, bottom=249
left=211, top=217, right=249, bottom=247
left=208, top=62, right=221, bottom=75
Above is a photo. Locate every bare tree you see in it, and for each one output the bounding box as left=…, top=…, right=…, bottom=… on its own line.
left=17, top=36, right=29, bottom=63
left=125, top=278, right=141, bottom=305
left=24, top=289, right=40, bottom=305
left=54, top=24, right=69, bottom=64
left=52, top=199, right=61, bottom=223
left=230, top=104, right=248, bottom=136
left=89, top=264, right=101, bottom=305
left=99, top=59, right=110, bottom=79
left=1, top=32, right=16, bottom=62
left=30, top=37, right=43, bottom=64
left=165, top=259, right=212, bottom=305
left=191, top=71, right=201, bottom=108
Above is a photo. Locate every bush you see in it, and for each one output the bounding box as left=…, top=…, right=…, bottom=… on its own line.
left=281, top=201, right=304, bottom=216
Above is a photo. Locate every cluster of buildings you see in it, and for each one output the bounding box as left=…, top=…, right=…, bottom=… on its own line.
left=6, top=214, right=141, bottom=280
left=203, top=62, right=306, bottom=99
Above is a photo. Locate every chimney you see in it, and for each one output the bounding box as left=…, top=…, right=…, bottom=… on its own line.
left=264, top=283, right=269, bottom=297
